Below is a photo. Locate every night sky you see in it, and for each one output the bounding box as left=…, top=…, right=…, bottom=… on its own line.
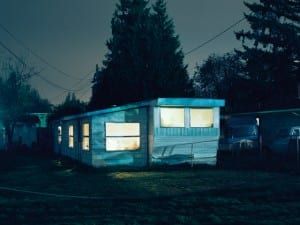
left=0, top=0, right=251, bottom=105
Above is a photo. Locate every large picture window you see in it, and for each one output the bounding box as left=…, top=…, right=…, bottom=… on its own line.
left=82, top=123, right=90, bottom=151
left=160, top=108, right=184, bottom=127
left=68, top=125, right=74, bottom=148
left=190, top=108, right=214, bottom=127
left=105, top=123, right=140, bottom=151
left=57, top=126, right=62, bottom=144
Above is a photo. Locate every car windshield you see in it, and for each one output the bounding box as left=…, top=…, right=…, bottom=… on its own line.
left=228, top=126, right=257, bottom=138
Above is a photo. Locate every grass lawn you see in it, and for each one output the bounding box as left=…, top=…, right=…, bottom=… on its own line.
left=0, top=152, right=300, bottom=225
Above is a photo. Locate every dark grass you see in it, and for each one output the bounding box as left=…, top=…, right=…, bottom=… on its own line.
left=0, top=151, right=300, bottom=225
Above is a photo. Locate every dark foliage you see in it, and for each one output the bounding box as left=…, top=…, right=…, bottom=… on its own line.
left=0, top=62, right=51, bottom=148
left=89, top=0, right=193, bottom=110
left=49, top=93, right=86, bottom=121
left=235, top=0, right=300, bottom=110
left=193, top=52, right=245, bottom=112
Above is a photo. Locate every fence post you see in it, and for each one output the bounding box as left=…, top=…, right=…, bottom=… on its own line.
left=191, top=143, right=194, bottom=168
left=297, top=136, right=300, bottom=170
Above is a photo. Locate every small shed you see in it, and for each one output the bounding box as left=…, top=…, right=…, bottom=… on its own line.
left=52, top=98, right=225, bottom=167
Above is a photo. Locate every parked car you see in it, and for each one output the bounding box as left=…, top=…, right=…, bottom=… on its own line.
left=270, top=127, right=300, bottom=154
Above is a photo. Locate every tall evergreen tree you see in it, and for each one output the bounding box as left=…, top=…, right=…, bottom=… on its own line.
left=148, top=0, right=193, bottom=98
left=90, top=0, right=151, bottom=108
left=236, top=0, right=300, bottom=108
left=90, top=0, right=193, bottom=109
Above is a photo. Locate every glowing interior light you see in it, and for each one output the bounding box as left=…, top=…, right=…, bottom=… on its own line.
left=82, top=123, right=90, bottom=150
left=68, top=125, right=74, bottom=148
left=106, top=123, right=140, bottom=151
left=190, top=108, right=214, bottom=127
left=160, top=108, right=184, bottom=127
left=57, top=126, right=62, bottom=144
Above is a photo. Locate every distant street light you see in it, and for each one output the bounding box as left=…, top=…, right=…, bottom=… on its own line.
left=294, top=60, right=300, bottom=63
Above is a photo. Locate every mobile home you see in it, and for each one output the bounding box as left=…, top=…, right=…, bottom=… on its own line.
left=52, top=98, right=225, bottom=168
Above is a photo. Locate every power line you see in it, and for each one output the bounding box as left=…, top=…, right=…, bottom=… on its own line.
left=0, top=23, right=85, bottom=81
left=0, top=39, right=26, bottom=66
left=0, top=39, right=82, bottom=92
left=184, top=17, right=246, bottom=56
left=49, top=69, right=94, bottom=102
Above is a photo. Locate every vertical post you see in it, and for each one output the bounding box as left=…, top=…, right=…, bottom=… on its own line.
left=191, top=143, right=194, bottom=168
left=297, top=136, right=300, bottom=170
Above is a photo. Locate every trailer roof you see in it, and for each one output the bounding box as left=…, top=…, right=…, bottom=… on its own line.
left=59, top=98, right=225, bottom=121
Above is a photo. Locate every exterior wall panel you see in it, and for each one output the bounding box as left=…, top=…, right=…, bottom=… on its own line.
left=91, top=107, right=148, bottom=167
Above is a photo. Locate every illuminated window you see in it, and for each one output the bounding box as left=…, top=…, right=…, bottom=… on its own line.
left=160, top=108, right=184, bottom=127
left=82, top=123, right=90, bottom=151
left=57, top=126, right=62, bottom=144
left=105, top=123, right=140, bottom=151
left=190, top=108, right=214, bottom=127
left=68, top=125, right=74, bottom=148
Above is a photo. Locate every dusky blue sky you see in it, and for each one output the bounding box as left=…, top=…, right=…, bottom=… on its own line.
left=0, top=0, right=252, bottom=104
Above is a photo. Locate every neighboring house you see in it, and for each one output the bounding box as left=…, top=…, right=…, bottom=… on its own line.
left=52, top=98, right=225, bottom=168
left=0, top=113, right=49, bottom=150
left=11, top=115, right=40, bottom=148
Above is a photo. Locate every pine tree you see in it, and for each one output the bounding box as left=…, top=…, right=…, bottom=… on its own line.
left=91, top=0, right=151, bottom=108
left=236, top=0, right=300, bottom=108
left=89, top=0, right=193, bottom=109
left=149, top=0, right=193, bottom=98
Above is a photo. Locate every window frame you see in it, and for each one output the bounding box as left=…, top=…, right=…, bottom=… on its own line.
left=105, top=122, right=140, bottom=151
left=160, top=107, right=185, bottom=128
left=68, top=125, right=74, bottom=149
left=189, top=108, right=214, bottom=128
left=82, top=122, right=90, bottom=151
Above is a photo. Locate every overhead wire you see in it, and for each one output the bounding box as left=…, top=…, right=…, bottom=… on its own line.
left=0, top=39, right=84, bottom=92
left=0, top=23, right=85, bottom=81
left=1, top=16, right=247, bottom=102
left=184, top=17, right=246, bottom=56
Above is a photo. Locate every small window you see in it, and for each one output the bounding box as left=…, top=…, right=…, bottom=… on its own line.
left=105, top=123, right=140, bottom=151
left=82, top=123, right=90, bottom=151
left=68, top=125, right=74, bottom=148
left=57, top=126, right=62, bottom=144
left=160, top=108, right=184, bottom=127
left=190, top=108, right=214, bottom=127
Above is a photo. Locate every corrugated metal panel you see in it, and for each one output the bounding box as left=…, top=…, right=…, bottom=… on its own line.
left=154, top=128, right=219, bottom=136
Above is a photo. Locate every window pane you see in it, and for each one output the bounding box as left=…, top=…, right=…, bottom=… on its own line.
left=83, top=123, right=89, bottom=136
left=58, top=126, right=62, bottom=135
left=58, top=136, right=62, bottom=144
left=69, top=137, right=74, bottom=148
left=58, top=126, right=62, bottom=144
left=106, top=123, right=140, bottom=137
left=190, top=108, right=214, bottom=127
left=82, top=137, right=89, bottom=150
left=160, top=108, right=184, bottom=127
left=69, top=125, right=74, bottom=136
left=106, top=137, right=140, bottom=151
